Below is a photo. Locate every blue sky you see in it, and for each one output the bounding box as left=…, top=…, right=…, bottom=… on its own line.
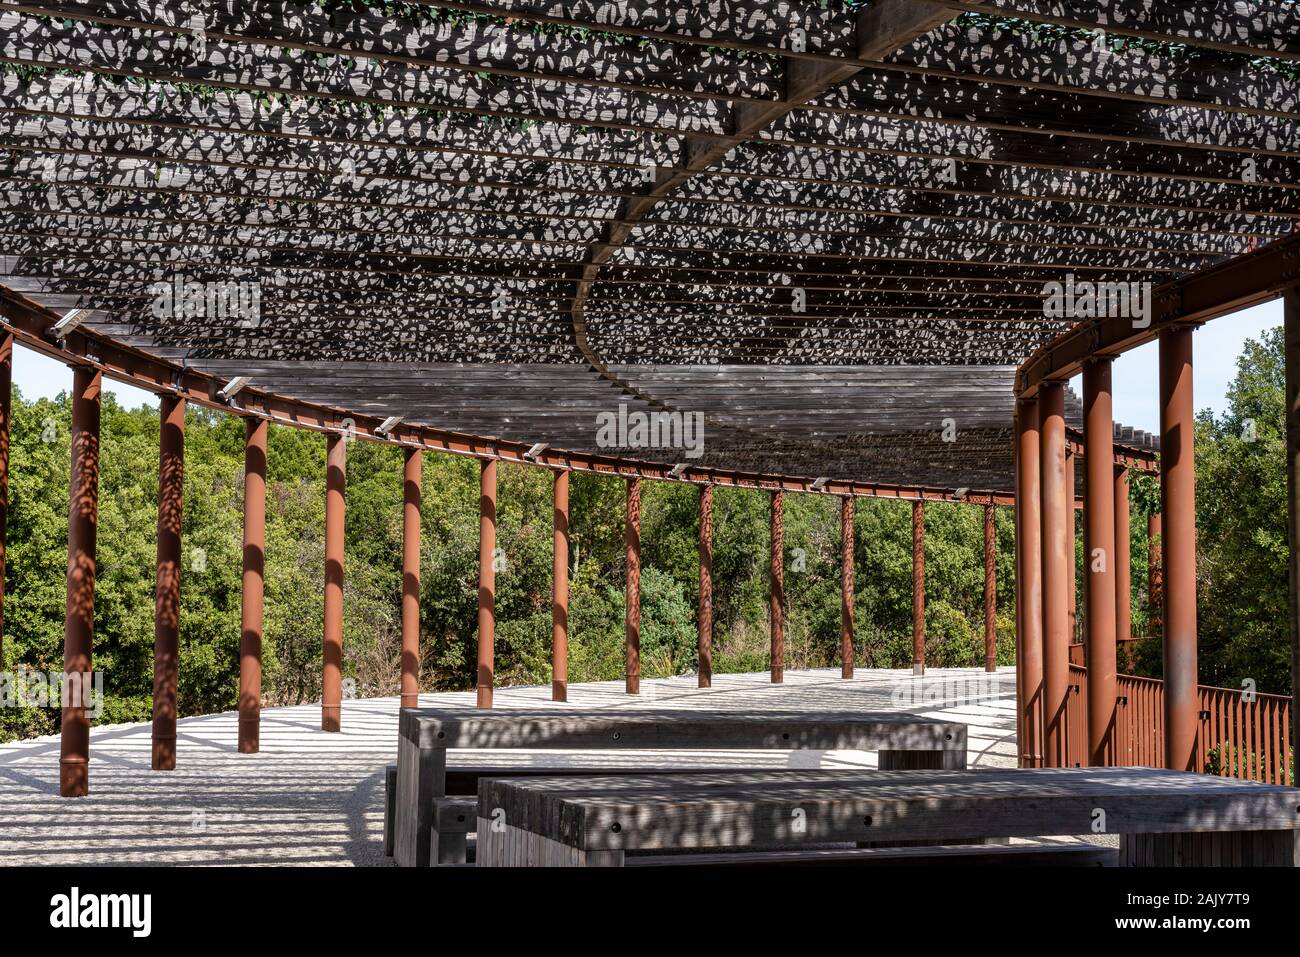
left=7, top=297, right=1286, bottom=434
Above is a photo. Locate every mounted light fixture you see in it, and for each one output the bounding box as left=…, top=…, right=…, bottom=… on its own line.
left=810, top=477, right=830, bottom=491
left=217, top=376, right=251, bottom=403
left=523, top=442, right=550, bottom=462
left=376, top=415, right=403, bottom=437
left=50, top=308, right=91, bottom=338
left=668, top=463, right=690, bottom=479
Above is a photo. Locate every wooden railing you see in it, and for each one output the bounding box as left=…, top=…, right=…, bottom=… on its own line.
left=1065, top=665, right=1293, bottom=785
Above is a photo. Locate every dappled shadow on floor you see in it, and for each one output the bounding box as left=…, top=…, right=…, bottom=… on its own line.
left=0, top=667, right=1017, bottom=866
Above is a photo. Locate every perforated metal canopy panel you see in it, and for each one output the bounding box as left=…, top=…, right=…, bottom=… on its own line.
left=3, top=0, right=1286, bottom=488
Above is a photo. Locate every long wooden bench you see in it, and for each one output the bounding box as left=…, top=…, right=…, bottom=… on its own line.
left=392, top=707, right=968, bottom=867
left=476, top=767, right=1300, bottom=867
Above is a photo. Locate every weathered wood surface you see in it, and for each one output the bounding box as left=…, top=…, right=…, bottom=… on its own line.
left=478, top=766, right=1300, bottom=859
left=402, top=707, right=966, bottom=753
left=624, top=840, right=1116, bottom=867
left=393, top=706, right=967, bottom=867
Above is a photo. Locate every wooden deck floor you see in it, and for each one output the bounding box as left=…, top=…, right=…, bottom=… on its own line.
left=0, top=667, right=1016, bottom=866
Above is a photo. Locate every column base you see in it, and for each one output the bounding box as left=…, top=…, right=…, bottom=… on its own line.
left=151, top=736, right=176, bottom=771
left=60, top=759, right=88, bottom=797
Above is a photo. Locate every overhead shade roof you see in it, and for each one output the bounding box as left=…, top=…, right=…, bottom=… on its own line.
left=2, top=0, right=1288, bottom=489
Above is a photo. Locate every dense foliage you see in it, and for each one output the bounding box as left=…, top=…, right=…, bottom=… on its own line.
left=1, top=327, right=1293, bottom=742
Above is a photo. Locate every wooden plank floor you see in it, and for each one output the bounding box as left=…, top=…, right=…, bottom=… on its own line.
left=0, top=667, right=1017, bottom=866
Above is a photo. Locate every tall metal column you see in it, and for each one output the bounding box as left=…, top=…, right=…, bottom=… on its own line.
left=1067, top=451, right=1078, bottom=644
left=551, top=469, right=569, bottom=702
left=1084, top=358, right=1117, bottom=766
left=400, top=447, right=421, bottom=709
left=0, top=333, right=11, bottom=669
left=1039, top=381, right=1070, bottom=768
left=1015, top=399, right=1044, bottom=768
left=60, top=367, right=101, bottom=797
left=321, top=433, right=346, bottom=732
left=1148, top=512, right=1163, bottom=637
left=1284, top=286, right=1300, bottom=783
left=770, top=490, right=784, bottom=684
left=912, top=499, right=925, bottom=676
left=152, top=395, right=185, bottom=771
left=626, top=477, right=641, bottom=695
left=1160, top=327, right=1198, bottom=772
left=698, top=485, right=713, bottom=689
left=239, top=417, right=267, bottom=754
left=841, top=495, right=855, bottom=679
left=1115, top=465, right=1132, bottom=646
left=476, top=458, right=497, bottom=708
left=983, top=502, right=997, bottom=672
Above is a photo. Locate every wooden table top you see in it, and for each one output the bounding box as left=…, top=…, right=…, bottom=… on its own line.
left=479, top=767, right=1300, bottom=851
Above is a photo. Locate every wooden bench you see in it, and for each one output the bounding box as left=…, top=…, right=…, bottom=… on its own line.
left=476, top=767, right=1300, bottom=867
left=392, top=707, right=968, bottom=867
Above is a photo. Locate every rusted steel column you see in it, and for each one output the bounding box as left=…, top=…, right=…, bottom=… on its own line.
left=1084, top=359, right=1118, bottom=766
left=625, top=477, right=641, bottom=695
left=841, top=495, right=855, bottom=679
left=1160, top=327, right=1198, bottom=772
left=1067, top=451, right=1078, bottom=644
left=1285, top=286, right=1300, bottom=780
left=0, top=333, right=10, bottom=668
left=983, top=502, right=997, bottom=673
left=911, top=498, right=925, bottom=676
left=1039, top=381, right=1070, bottom=768
left=321, top=433, right=346, bottom=732
left=1114, top=465, right=1132, bottom=645
left=1148, top=512, right=1163, bottom=636
left=239, top=417, right=267, bottom=754
left=1015, top=399, right=1044, bottom=768
left=151, top=395, right=185, bottom=771
left=400, top=448, right=421, bottom=709
left=60, top=367, right=100, bottom=797
left=551, top=469, right=569, bottom=702
left=770, top=490, right=784, bottom=684
left=476, top=458, right=497, bottom=708
left=698, top=485, right=713, bottom=688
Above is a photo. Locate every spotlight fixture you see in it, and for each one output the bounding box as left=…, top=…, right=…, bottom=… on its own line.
left=376, top=415, right=403, bottom=437
left=810, top=477, right=830, bottom=491
left=668, top=463, right=689, bottom=479
left=217, top=376, right=252, bottom=403
left=50, top=308, right=91, bottom=338
left=523, top=442, right=549, bottom=462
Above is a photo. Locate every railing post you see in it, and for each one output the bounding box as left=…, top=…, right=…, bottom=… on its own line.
left=477, top=458, right=497, bottom=708
left=698, top=484, right=713, bottom=688
left=626, top=477, right=641, bottom=695
left=551, top=469, right=569, bottom=702
left=1039, top=381, right=1069, bottom=768
left=0, top=333, right=10, bottom=669
left=841, top=495, right=855, bottom=679
left=1084, top=358, right=1117, bottom=766
left=1114, top=464, right=1132, bottom=647
left=983, top=501, right=997, bottom=672
left=322, top=432, right=346, bottom=732
left=912, top=498, right=925, bottom=676
left=1283, top=285, right=1300, bottom=780
left=1160, top=326, right=1198, bottom=771
left=770, top=490, right=784, bottom=684
left=60, top=367, right=100, bottom=797
left=152, top=395, right=185, bottom=771
left=1015, top=399, right=1044, bottom=768
left=239, top=417, right=267, bottom=754
left=400, top=447, right=421, bottom=709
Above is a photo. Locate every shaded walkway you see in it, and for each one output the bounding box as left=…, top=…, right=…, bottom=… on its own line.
left=0, top=667, right=1015, bottom=866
